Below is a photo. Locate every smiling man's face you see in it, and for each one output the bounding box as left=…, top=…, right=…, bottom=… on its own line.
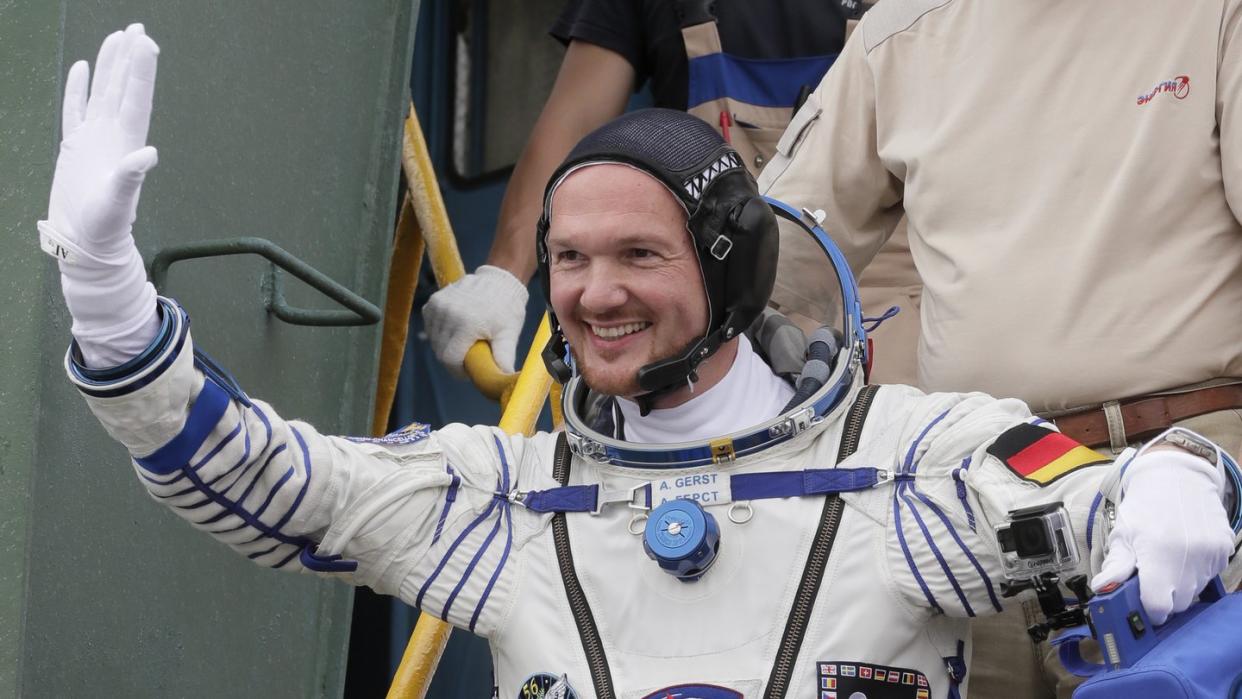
left=546, top=163, right=709, bottom=399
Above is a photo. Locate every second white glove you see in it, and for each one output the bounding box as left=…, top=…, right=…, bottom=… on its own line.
left=1092, top=447, right=1234, bottom=624
left=422, top=265, right=529, bottom=377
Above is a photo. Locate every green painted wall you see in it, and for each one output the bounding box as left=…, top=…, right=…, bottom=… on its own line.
left=0, top=2, right=418, bottom=696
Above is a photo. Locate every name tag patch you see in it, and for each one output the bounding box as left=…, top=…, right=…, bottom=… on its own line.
left=652, top=472, right=732, bottom=507
left=818, top=661, right=929, bottom=698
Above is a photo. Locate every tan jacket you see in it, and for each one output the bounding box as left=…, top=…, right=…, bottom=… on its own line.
left=760, top=0, right=1242, bottom=413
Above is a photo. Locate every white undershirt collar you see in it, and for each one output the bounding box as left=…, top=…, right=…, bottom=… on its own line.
left=617, top=334, right=795, bottom=444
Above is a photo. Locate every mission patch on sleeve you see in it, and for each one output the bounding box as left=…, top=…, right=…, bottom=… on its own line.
left=986, top=423, right=1109, bottom=485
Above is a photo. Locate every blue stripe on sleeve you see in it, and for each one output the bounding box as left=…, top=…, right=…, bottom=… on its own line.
left=135, top=378, right=232, bottom=475
left=244, top=465, right=296, bottom=522
left=194, top=443, right=286, bottom=518
left=894, top=492, right=943, bottom=614
left=470, top=436, right=516, bottom=631
left=1085, top=491, right=1104, bottom=554
left=150, top=421, right=244, bottom=498
left=263, top=426, right=316, bottom=536
left=416, top=491, right=501, bottom=613
left=178, top=459, right=305, bottom=547
left=202, top=424, right=253, bottom=489
left=251, top=402, right=274, bottom=453
left=900, top=487, right=975, bottom=616
left=432, top=465, right=460, bottom=546
left=911, top=488, right=1002, bottom=612
left=273, top=546, right=301, bottom=569
left=248, top=541, right=283, bottom=560
left=471, top=504, right=513, bottom=633
left=902, top=409, right=952, bottom=475
left=442, top=508, right=504, bottom=620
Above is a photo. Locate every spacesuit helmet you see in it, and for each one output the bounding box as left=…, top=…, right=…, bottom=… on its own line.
left=537, top=110, right=868, bottom=468
left=536, top=108, right=779, bottom=409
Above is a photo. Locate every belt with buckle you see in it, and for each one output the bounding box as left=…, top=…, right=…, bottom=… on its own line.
left=1049, top=384, right=1242, bottom=450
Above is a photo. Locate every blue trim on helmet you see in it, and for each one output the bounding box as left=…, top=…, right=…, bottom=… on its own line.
left=764, top=196, right=868, bottom=363
left=687, top=53, right=837, bottom=109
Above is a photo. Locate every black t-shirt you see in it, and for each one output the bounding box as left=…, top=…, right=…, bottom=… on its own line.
left=550, top=0, right=850, bottom=111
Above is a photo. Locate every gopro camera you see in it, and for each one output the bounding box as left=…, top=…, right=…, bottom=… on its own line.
left=995, top=502, right=1079, bottom=580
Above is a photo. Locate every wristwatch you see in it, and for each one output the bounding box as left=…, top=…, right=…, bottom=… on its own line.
left=1148, top=428, right=1219, bottom=464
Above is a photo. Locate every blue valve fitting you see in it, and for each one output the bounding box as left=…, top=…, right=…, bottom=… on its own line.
left=643, top=499, right=721, bottom=582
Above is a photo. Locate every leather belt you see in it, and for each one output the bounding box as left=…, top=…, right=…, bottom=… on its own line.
left=1049, top=384, right=1242, bottom=450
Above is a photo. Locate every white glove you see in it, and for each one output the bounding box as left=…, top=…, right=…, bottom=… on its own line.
left=422, top=265, right=528, bottom=377
left=1092, top=447, right=1234, bottom=624
left=40, top=24, right=161, bottom=368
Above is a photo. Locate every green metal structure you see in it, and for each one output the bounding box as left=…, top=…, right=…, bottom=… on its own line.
left=0, top=2, right=419, bottom=696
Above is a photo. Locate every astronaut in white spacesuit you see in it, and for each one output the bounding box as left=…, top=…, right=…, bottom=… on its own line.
left=41, top=26, right=1241, bottom=699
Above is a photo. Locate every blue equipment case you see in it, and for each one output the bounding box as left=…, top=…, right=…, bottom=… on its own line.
left=1052, top=576, right=1242, bottom=698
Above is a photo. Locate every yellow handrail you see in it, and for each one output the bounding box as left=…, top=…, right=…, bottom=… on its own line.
left=383, top=102, right=556, bottom=698
left=371, top=194, right=425, bottom=434
left=385, top=316, right=554, bottom=699
left=401, top=102, right=519, bottom=404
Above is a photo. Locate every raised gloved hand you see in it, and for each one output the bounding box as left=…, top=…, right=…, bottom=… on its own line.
left=1092, top=445, right=1235, bottom=624
left=422, top=265, right=529, bottom=377
left=40, top=24, right=161, bottom=368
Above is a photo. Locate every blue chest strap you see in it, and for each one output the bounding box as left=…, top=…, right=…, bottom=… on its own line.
left=512, top=467, right=897, bottom=514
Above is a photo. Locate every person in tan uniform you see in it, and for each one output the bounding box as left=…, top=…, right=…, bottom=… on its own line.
left=422, top=0, right=923, bottom=388
left=759, top=0, right=1242, bottom=696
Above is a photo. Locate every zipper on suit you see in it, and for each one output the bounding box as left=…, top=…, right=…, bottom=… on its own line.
left=552, top=432, right=616, bottom=698
left=764, top=384, right=879, bottom=698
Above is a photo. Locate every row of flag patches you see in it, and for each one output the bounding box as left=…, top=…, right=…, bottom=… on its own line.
left=817, top=661, right=930, bottom=699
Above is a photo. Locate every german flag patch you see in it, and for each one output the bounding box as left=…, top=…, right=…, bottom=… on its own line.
left=986, top=423, right=1109, bottom=485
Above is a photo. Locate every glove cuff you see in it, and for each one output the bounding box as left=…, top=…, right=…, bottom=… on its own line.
left=38, top=220, right=133, bottom=268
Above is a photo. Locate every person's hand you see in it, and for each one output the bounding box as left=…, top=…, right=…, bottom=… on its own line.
left=1092, top=448, right=1234, bottom=624
left=40, top=24, right=161, bottom=367
left=422, top=265, right=528, bottom=377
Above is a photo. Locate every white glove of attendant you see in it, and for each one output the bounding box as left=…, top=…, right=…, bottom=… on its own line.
left=422, top=265, right=528, bottom=377
left=41, top=24, right=161, bottom=368
left=1092, top=446, right=1234, bottom=624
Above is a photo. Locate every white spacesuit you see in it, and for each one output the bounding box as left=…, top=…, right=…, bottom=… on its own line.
left=47, top=27, right=1240, bottom=699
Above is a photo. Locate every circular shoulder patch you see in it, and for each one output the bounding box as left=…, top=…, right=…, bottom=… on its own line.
left=516, top=673, right=578, bottom=699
